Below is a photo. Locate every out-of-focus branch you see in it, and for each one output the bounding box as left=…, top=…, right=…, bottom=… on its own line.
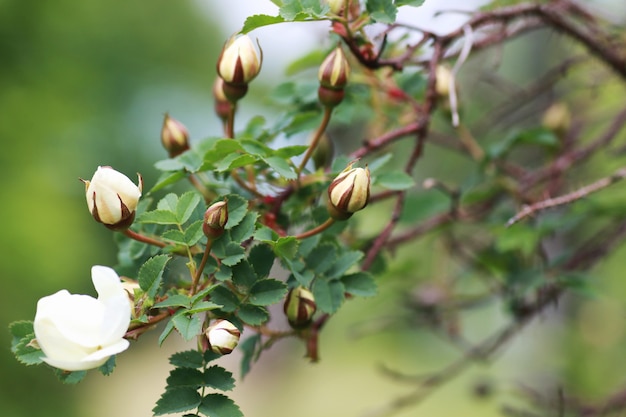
left=507, top=167, right=626, bottom=227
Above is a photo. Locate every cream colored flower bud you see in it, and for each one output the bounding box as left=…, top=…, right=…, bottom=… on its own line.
left=217, top=35, right=261, bottom=86
left=435, top=65, right=454, bottom=98
left=83, top=166, right=143, bottom=230
left=327, top=164, right=370, bottom=220
left=203, top=201, right=228, bottom=240
left=161, top=113, right=190, bottom=157
left=318, top=46, right=350, bottom=90
left=284, top=287, right=317, bottom=328
left=205, top=319, right=240, bottom=355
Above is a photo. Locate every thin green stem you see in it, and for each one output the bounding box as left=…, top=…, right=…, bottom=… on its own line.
left=293, top=218, right=336, bottom=240
left=190, top=239, right=213, bottom=296
left=123, top=228, right=167, bottom=248
left=297, top=107, right=333, bottom=178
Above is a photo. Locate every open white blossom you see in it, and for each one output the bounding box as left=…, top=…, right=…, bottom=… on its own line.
left=34, top=266, right=131, bottom=371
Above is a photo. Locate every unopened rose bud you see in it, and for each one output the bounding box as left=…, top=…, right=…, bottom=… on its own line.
left=318, top=46, right=350, bottom=108
left=161, top=114, right=190, bottom=157
left=542, top=102, right=571, bottom=136
left=217, top=35, right=262, bottom=102
left=435, top=65, right=454, bottom=98
left=284, top=287, right=317, bottom=328
left=83, top=166, right=143, bottom=230
left=327, top=164, right=370, bottom=220
left=205, top=319, right=240, bottom=355
left=213, top=78, right=231, bottom=122
left=203, top=201, right=228, bottom=240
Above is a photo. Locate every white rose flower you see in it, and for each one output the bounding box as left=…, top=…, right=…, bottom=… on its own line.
left=83, top=166, right=143, bottom=230
left=34, top=266, right=131, bottom=371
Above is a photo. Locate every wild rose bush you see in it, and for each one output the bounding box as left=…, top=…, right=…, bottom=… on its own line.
left=10, top=1, right=626, bottom=416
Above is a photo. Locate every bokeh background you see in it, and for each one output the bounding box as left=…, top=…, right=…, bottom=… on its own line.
left=3, top=1, right=626, bottom=416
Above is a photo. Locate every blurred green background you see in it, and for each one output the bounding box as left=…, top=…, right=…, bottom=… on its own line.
left=3, top=1, right=626, bottom=417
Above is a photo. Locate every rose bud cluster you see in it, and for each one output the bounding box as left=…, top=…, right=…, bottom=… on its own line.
left=161, top=113, right=190, bottom=157
left=205, top=319, right=241, bottom=355
left=318, top=46, right=350, bottom=108
left=33, top=266, right=131, bottom=371
left=216, top=34, right=262, bottom=103
left=83, top=166, right=143, bottom=230
left=327, top=164, right=371, bottom=220
left=203, top=201, right=228, bottom=240
left=284, top=287, right=317, bottom=329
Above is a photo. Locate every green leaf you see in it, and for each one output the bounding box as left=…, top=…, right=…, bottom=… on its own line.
left=224, top=194, right=249, bottom=230
left=375, top=171, right=416, bottom=190
left=155, top=294, right=192, bottom=309
left=231, top=261, right=259, bottom=292
left=366, top=0, right=397, bottom=23
left=203, top=365, right=236, bottom=391
left=263, top=156, right=297, bottom=180
left=187, top=301, right=222, bottom=314
left=239, top=334, right=262, bottom=379
left=279, top=0, right=328, bottom=20
left=219, top=242, right=246, bottom=267
left=210, top=286, right=241, bottom=313
left=237, top=304, right=269, bottom=326
left=241, top=14, right=286, bottom=34
left=249, top=279, right=288, bottom=306
left=367, top=153, right=393, bottom=173
left=274, top=145, right=309, bottom=158
left=184, top=220, right=206, bottom=246
left=341, top=272, right=377, bottom=297
left=396, top=0, right=425, bottom=6
left=312, top=279, right=345, bottom=314
left=170, top=350, right=204, bottom=368
left=248, top=244, right=275, bottom=278
left=191, top=284, right=220, bottom=305
left=138, top=255, right=171, bottom=299
left=167, top=367, right=205, bottom=387
left=9, top=320, right=34, bottom=347
left=98, top=356, right=116, bottom=376
left=162, top=229, right=187, bottom=245
left=254, top=225, right=278, bottom=242
left=177, top=191, right=202, bottom=224
left=159, top=319, right=176, bottom=346
left=216, top=154, right=258, bottom=172
left=158, top=193, right=180, bottom=212
left=54, top=369, right=86, bottom=384
left=198, top=393, right=243, bottom=417
left=172, top=311, right=203, bottom=341
left=326, top=250, right=363, bottom=279
left=10, top=322, right=43, bottom=366
left=138, top=209, right=180, bottom=225
left=229, top=212, right=258, bottom=243
left=202, top=139, right=244, bottom=166
left=150, top=170, right=187, bottom=193
left=153, top=387, right=202, bottom=416
left=305, top=243, right=337, bottom=274
left=274, top=236, right=299, bottom=259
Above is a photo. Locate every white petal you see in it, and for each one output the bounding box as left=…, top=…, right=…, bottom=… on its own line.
left=92, top=266, right=131, bottom=345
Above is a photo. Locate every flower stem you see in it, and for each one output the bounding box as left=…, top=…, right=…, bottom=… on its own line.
left=293, top=218, right=336, bottom=239
left=191, top=239, right=213, bottom=296
left=297, top=107, right=333, bottom=178
left=226, top=104, right=236, bottom=139
left=123, top=229, right=167, bottom=248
